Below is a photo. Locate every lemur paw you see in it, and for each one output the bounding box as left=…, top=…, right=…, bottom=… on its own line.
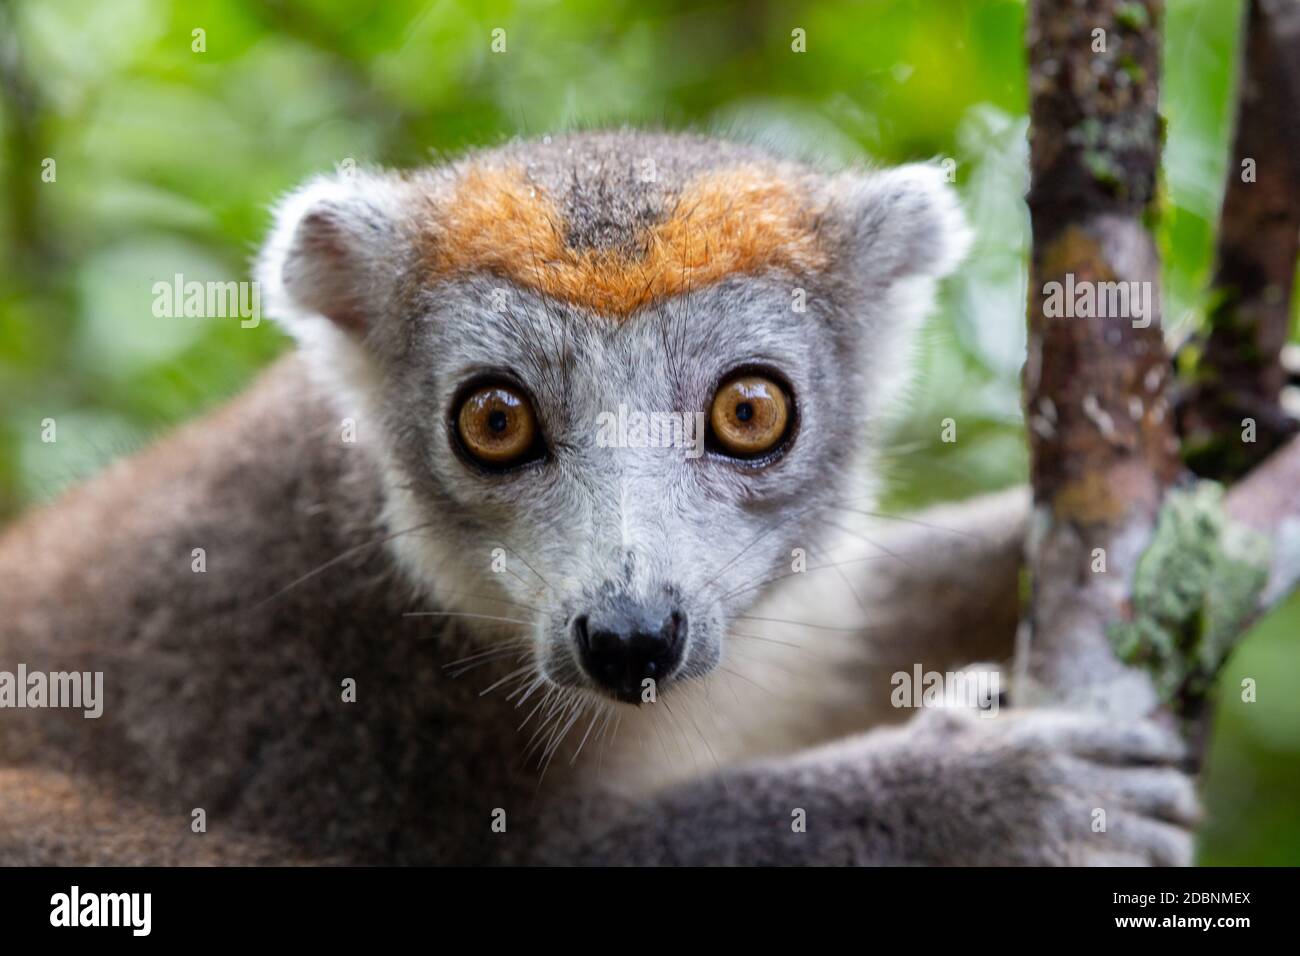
left=892, top=707, right=1199, bottom=866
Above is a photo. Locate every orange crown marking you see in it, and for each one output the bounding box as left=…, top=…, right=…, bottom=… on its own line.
left=423, top=165, right=829, bottom=317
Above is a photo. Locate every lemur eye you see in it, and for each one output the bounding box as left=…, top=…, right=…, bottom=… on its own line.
left=456, top=383, right=542, bottom=468
left=708, top=373, right=792, bottom=459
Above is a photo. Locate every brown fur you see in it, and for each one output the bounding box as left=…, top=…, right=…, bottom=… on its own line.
left=420, top=164, right=830, bottom=317
left=0, top=767, right=312, bottom=865
left=0, top=357, right=616, bottom=863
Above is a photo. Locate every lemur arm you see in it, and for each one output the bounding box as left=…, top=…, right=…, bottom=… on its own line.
left=552, top=705, right=1196, bottom=866
left=825, top=486, right=1028, bottom=679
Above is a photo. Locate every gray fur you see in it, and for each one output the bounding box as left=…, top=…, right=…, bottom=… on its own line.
left=0, top=130, right=1194, bottom=865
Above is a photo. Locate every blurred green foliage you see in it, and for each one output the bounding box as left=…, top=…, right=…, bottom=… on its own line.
left=0, top=0, right=1294, bottom=864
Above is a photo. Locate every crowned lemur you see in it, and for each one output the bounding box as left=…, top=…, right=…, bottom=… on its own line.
left=0, top=130, right=1196, bottom=865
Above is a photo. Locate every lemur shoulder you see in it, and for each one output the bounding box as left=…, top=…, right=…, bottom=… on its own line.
left=0, top=130, right=1196, bottom=865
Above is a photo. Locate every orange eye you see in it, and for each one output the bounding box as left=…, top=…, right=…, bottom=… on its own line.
left=456, top=383, right=541, bottom=467
left=708, top=374, right=792, bottom=458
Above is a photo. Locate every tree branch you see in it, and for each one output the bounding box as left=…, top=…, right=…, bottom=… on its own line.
left=1020, top=0, right=1178, bottom=716
left=1178, top=0, right=1300, bottom=480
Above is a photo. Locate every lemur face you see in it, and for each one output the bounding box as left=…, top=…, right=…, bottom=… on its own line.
left=262, top=131, right=969, bottom=705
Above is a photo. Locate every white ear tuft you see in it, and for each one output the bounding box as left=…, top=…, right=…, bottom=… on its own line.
left=257, top=170, right=412, bottom=342
left=835, top=162, right=972, bottom=283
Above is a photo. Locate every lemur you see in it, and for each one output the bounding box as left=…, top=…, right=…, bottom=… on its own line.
left=0, top=130, right=1196, bottom=865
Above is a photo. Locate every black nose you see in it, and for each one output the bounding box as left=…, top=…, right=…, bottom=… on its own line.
left=574, top=604, right=686, bottom=702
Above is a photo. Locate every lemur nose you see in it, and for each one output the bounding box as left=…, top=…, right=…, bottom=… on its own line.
left=573, top=604, right=685, bottom=702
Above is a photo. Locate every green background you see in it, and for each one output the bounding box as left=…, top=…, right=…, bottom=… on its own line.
left=0, top=0, right=1294, bottom=863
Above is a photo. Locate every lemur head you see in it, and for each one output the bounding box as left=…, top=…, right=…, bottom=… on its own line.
left=261, top=130, right=969, bottom=705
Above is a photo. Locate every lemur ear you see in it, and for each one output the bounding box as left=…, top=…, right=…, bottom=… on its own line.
left=830, top=163, right=972, bottom=284
left=258, top=171, right=412, bottom=340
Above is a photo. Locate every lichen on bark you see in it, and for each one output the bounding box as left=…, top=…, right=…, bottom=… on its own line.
left=1108, top=482, right=1270, bottom=710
